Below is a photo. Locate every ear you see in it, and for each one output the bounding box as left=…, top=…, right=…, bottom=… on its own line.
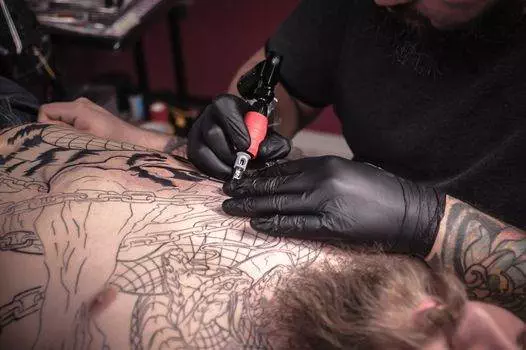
left=413, top=299, right=456, bottom=337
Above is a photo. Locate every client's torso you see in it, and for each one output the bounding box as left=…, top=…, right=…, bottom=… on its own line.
left=0, top=124, right=330, bottom=349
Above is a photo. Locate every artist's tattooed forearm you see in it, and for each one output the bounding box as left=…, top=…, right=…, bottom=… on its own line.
left=427, top=197, right=526, bottom=319
left=0, top=124, right=323, bottom=349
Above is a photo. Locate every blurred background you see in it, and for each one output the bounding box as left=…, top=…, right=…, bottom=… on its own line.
left=0, top=0, right=351, bottom=158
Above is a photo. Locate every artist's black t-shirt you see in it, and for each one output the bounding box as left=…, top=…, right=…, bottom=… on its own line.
left=267, top=0, right=526, bottom=228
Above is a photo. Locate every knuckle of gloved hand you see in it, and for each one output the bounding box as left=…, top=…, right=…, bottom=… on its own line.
left=222, top=197, right=252, bottom=214
left=212, top=94, right=246, bottom=120
left=203, top=124, right=225, bottom=143
left=315, top=157, right=336, bottom=178
left=186, top=141, right=207, bottom=166
left=192, top=105, right=215, bottom=132
left=319, top=176, right=344, bottom=194
left=265, top=176, right=283, bottom=193
left=212, top=94, right=237, bottom=107
left=263, top=136, right=291, bottom=159
left=293, top=215, right=308, bottom=231
left=240, top=198, right=257, bottom=213
left=250, top=217, right=273, bottom=234
left=323, top=197, right=345, bottom=216
left=212, top=96, right=250, bottom=148
left=282, top=138, right=292, bottom=154
left=270, top=215, right=295, bottom=235
left=320, top=215, right=338, bottom=235
left=268, top=216, right=283, bottom=234
left=322, top=156, right=345, bottom=173
left=270, top=195, right=286, bottom=211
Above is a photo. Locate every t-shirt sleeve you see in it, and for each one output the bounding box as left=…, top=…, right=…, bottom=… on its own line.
left=267, top=0, right=352, bottom=108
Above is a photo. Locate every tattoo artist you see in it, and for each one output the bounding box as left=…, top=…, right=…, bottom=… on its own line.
left=38, top=0, right=526, bottom=318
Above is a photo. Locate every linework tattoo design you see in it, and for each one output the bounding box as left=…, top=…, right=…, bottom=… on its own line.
left=0, top=124, right=324, bottom=349
left=0, top=286, right=45, bottom=333
left=427, top=197, right=526, bottom=319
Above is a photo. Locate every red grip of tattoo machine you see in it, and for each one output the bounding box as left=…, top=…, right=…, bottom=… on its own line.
left=232, top=53, right=282, bottom=180
left=244, top=111, right=269, bottom=157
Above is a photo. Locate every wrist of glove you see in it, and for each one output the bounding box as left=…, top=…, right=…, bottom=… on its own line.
left=391, top=175, right=445, bottom=256
left=187, top=94, right=291, bottom=180
left=222, top=156, right=445, bottom=257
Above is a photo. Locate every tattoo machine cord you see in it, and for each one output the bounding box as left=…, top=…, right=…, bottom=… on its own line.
left=232, top=52, right=282, bottom=180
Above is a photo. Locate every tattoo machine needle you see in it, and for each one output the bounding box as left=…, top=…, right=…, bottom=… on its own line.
left=232, top=52, right=282, bottom=180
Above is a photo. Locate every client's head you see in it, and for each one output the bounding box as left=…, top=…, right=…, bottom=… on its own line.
left=262, top=253, right=525, bottom=349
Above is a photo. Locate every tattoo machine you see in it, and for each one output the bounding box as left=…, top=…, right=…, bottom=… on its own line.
left=232, top=52, right=283, bottom=180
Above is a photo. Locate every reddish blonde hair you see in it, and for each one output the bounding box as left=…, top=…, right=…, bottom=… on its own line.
left=262, top=253, right=467, bottom=350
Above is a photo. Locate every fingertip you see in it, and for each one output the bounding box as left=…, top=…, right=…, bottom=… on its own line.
left=222, top=181, right=236, bottom=196
left=258, top=132, right=291, bottom=160
left=37, top=108, right=54, bottom=123
left=222, top=199, right=234, bottom=213
left=222, top=198, right=244, bottom=216
left=223, top=177, right=253, bottom=195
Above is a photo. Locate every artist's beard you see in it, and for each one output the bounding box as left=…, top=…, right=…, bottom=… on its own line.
left=374, top=0, right=526, bottom=78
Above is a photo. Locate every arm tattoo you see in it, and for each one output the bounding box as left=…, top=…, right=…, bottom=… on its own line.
left=0, top=123, right=325, bottom=349
left=426, top=197, right=526, bottom=319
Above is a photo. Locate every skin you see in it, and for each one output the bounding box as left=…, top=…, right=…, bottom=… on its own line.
left=38, top=98, right=174, bottom=152
left=35, top=1, right=525, bottom=345
left=0, top=123, right=524, bottom=349
left=459, top=302, right=526, bottom=350
left=425, top=302, right=526, bottom=349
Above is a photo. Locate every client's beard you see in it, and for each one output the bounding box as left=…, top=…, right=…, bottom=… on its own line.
left=374, top=0, right=526, bottom=78
left=260, top=252, right=467, bottom=350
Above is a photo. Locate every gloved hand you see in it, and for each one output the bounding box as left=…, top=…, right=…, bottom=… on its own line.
left=187, top=94, right=291, bottom=180
left=222, top=156, right=445, bottom=256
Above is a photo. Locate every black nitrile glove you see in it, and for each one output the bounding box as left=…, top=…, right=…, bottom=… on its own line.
left=187, top=94, right=291, bottom=180
left=222, top=156, right=445, bottom=256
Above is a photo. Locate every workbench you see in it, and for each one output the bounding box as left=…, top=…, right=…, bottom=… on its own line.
left=34, top=0, right=193, bottom=100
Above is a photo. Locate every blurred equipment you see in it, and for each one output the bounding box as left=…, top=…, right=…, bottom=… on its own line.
left=27, top=0, right=192, bottom=55
left=28, top=0, right=194, bottom=101
left=128, top=93, right=145, bottom=121
left=0, top=0, right=41, bottom=55
left=27, top=1, right=163, bottom=41
left=232, top=52, right=282, bottom=180
left=149, top=101, right=168, bottom=122
left=0, top=0, right=62, bottom=101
